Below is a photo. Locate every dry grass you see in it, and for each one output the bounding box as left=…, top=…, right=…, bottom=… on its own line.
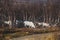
left=0, top=27, right=60, bottom=40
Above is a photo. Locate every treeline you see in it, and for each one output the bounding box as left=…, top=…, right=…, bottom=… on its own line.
left=0, top=0, right=60, bottom=27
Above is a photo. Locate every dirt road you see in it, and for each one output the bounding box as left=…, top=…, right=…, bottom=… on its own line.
left=10, top=32, right=60, bottom=40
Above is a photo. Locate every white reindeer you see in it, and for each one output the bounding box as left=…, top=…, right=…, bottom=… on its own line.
left=42, top=22, right=50, bottom=27
left=24, top=21, right=35, bottom=28
left=4, top=21, right=12, bottom=26
left=36, top=22, right=51, bottom=28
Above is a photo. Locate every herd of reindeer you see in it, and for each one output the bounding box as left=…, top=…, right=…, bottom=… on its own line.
left=0, top=20, right=59, bottom=28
